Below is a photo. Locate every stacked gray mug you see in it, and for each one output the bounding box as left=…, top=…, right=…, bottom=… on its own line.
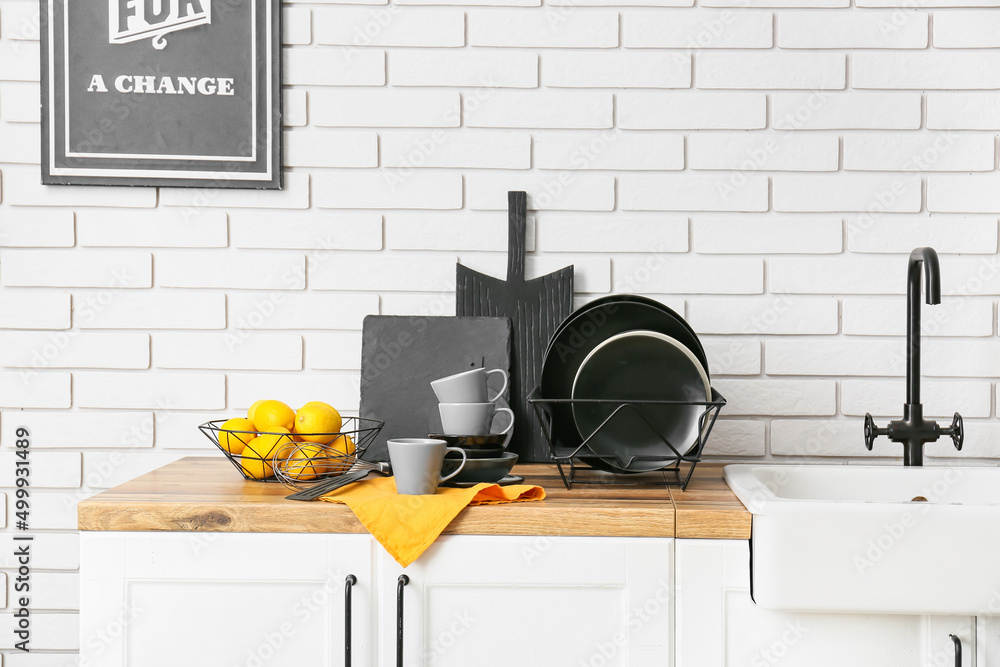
left=431, top=367, right=514, bottom=437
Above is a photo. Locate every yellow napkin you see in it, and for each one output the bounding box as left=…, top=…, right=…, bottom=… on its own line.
left=319, top=476, right=545, bottom=567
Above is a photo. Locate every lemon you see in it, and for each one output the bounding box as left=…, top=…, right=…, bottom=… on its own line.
left=247, top=399, right=267, bottom=424
left=218, top=417, right=256, bottom=456
left=293, top=402, right=343, bottom=443
left=327, top=434, right=356, bottom=473
left=240, top=427, right=290, bottom=480
left=253, top=400, right=295, bottom=432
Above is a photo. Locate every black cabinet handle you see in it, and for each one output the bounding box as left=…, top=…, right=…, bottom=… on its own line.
left=396, top=575, right=410, bottom=667
left=949, top=634, right=961, bottom=667
left=345, top=575, right=357, bottom=667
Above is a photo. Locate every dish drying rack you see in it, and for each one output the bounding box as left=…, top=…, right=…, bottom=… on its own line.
left=528, top=387, right=726, bottom=490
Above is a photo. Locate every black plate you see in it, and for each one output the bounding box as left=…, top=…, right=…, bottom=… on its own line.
left=544, top=294, right=708, bottom=378
left=573, top=331, right=710, bottom=472
left=540, top=295, right=708, bottom=472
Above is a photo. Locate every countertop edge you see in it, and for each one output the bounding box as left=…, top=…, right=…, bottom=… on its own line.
left=78, top=458, right=749, bottom=539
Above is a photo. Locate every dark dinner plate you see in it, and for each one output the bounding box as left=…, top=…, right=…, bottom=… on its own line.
left=572, top=331, right=710, bottom=473
left=544, top=294, right=708, bottom=378
left=539, top=295, right=709, bottom=470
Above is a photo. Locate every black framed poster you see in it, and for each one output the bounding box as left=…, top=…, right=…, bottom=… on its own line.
left=40, top=0, right=281, bottom=189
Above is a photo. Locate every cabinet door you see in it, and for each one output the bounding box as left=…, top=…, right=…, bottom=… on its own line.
left=80, top=532, right=375, bottom=667
left=977, top=617, right=1000, bottom=666
left=676, top=539, right=973, bottom=667
left=378, top=535, right=672, bottom=667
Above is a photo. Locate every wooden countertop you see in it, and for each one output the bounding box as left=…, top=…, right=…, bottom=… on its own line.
left=78, top=458, right=750, bottom=540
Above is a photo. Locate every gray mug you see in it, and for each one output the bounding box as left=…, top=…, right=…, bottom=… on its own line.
left=387, top=438, right=467, bottom=495
left=438, top=402, right=515, bottom=437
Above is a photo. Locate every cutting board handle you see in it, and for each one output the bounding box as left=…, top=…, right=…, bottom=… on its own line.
left=507, top=191, right=527, bottom=283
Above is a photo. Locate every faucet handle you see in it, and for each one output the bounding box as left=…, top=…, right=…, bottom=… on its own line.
left=864, top=413, right=889, bottom=451
left=941, top=412, right=964, bottom=451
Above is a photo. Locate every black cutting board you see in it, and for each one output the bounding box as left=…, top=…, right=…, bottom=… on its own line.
left=359, top=315, right=511, bottom=462
left=457, top=192, right=574, bottom=462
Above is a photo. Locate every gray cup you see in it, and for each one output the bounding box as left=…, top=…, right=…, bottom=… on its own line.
left=387, top=438, right=468, bottom=495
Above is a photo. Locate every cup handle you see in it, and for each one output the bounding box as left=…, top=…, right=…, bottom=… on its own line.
left=439, top=447, right=467, bottom=483
left=486, top=369, right=509, bottom=403
left=494, top=408, right=515, bottom=435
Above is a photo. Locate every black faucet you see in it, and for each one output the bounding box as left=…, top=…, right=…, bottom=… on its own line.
left=864, top=247, right=964, bottom=466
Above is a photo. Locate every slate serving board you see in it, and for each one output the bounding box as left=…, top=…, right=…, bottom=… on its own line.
left=359, top=315, right=511, bottom=462
left=456, top=192, right=574, bottom=463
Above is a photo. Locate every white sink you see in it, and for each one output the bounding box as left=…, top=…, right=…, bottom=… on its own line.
left=725, top=464, right=1000, bottom=615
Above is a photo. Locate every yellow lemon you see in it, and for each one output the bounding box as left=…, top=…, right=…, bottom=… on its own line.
left=293, top=402, right=343, bottom=443
left=247, top=399, right=267, bottom=424
left=240, top=428, right=290, bottom=480
left=327, top=434, right=356, bottom=473
left=253, top=400, right=295, bottom=432
left=218, top=417, right=256, bottom=456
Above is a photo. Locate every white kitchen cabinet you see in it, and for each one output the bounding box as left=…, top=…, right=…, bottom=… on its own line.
left=80, top=532, right=672, bottom=667
left=82, top=531, right=983, bottom=667
left=377, top=535, right=674, bottom=667
left=80, top=532, right=376, bottom=667
left=675, top=539, right=973, bottom=667
left=977, top=618, right=1000, bottom=666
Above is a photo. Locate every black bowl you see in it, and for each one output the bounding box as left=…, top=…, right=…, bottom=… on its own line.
left=441, top=452, right=518, bottom=484
left=444, top=447, right=505, bottom=460
left=429, top=433, right=508, bottom=451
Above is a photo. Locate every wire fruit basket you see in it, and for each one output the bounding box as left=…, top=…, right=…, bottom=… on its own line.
left=199, top=417, right=384, bottom=484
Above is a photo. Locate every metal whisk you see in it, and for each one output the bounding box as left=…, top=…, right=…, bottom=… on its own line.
left=274, top=441, right=391, bottom=501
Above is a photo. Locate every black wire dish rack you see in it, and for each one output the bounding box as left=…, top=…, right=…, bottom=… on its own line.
left=199, top=417, right=384, bottom=484
left=528, top=387, right=726, bottom=490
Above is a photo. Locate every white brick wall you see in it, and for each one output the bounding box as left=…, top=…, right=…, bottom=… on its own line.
left=777, top=11, right=928, bottom=49
left=2, top=1, right=1000, bottom=655
left=619, top=92, right=766, bottom=129
left=624, top=11, right=772, bottom=49
left=469, top=10, right=618, bottom=48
